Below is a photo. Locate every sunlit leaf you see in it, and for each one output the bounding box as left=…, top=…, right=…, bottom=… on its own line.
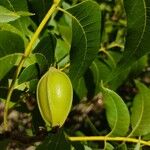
left=0, top=5, right=20, bottom=23
left=117, top=143, right=128, bottom=150
left=130, top=81, right=150, bottom=136
left=55, top=39, right=70, bottom=68
left=0, top=0, right=36, bottom=42
left=101, top=83, right=130, bottom=136
left=0, top=23, right=26, bottom=42
left=16, top=11, right=34, bottom=17
left=134, top=142, right=141, bottom=150
left=104, top=142, right=114, bottom=150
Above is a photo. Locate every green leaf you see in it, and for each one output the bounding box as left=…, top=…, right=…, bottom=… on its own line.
left=67, top=0, right=101, bottom=84
left=101, top=83, right=130, bottom=136
left=55, top=38, right=70, bottom=68
left=57, top=21, right=72, bottom=44
left=16, top=11, right=34, bottom=17
left=27, top=0, right=52, bottom=22
left=73, top=77, right=88, bottom=100
left=18, top=64, right=39, bottom=84
left=90, top=58, right=112, bottom=94
left=33, top=34, right=56, bottom=66
left=84, top=145, right=92, bottom=150
left=0, top=54, right=22, bottom=81
left=24, top=53, right=48, bottom=74
left=0, top=0, right=36, bottom=42
left=107, top=0, right=150, bottom=82
left=0, top=88, right=22, bottom=106
left=28, top=79, right=38, bottom=92
left=117, top=143, right=127, bottom=150
left=0, top=31, right=24, bottom=58
left=0, top=0, right=29, bottom=11
left=0, top=23, right=26, bottom=42
left=0, top=98, right=16, bottom=108
left=0, top=5, right=20, bottom=23
left=55, top=7, right=72, bottom=44
left=134, top=142, right=141, bottom=150
left=36, top=129, right=71, bottom=150
left=104, top=142, right=114, bottom=150
left=71, top=142, right=84, bottom=150
left=0, top=53, right=47, bottom=86
left=109, top=69, right=130, bottom=90
left=130, top=81, right=150, bottom=136
left=90, top=55, right=129, bottom=93
left=129, top=55, right=148, bottom=78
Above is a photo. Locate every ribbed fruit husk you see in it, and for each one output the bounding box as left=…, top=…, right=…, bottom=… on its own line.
left=37, top=67, right=73, bottom=127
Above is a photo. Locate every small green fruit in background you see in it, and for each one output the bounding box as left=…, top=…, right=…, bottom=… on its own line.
left=37, top=67, right=73, bottom=128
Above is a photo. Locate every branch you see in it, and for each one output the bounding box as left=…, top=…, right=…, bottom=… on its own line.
left=69, top=136, right=150, bottom=147
left=4, top=0, right=61, bottom=131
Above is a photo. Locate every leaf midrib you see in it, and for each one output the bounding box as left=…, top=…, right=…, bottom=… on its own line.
left=66, top=3, right=88, bottom=81
left=107, top=92, right=118, bottom=136
left=129, top=94, right=144, bottom=137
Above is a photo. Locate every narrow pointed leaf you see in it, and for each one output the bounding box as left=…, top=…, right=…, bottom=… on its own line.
left=16, top=11, right=34, bottom=17
left=67, top=0, right=101, bottom=84
left=130, top=81, right=150, bottom=136
left=0, top=5, right=20, bottom=23
left=107, top=0, right=150, bottom=82
left=101, top=83, right=130, bottom=136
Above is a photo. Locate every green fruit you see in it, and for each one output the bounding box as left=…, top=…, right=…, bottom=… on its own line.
left=37, top=67, right=73, bottom=127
